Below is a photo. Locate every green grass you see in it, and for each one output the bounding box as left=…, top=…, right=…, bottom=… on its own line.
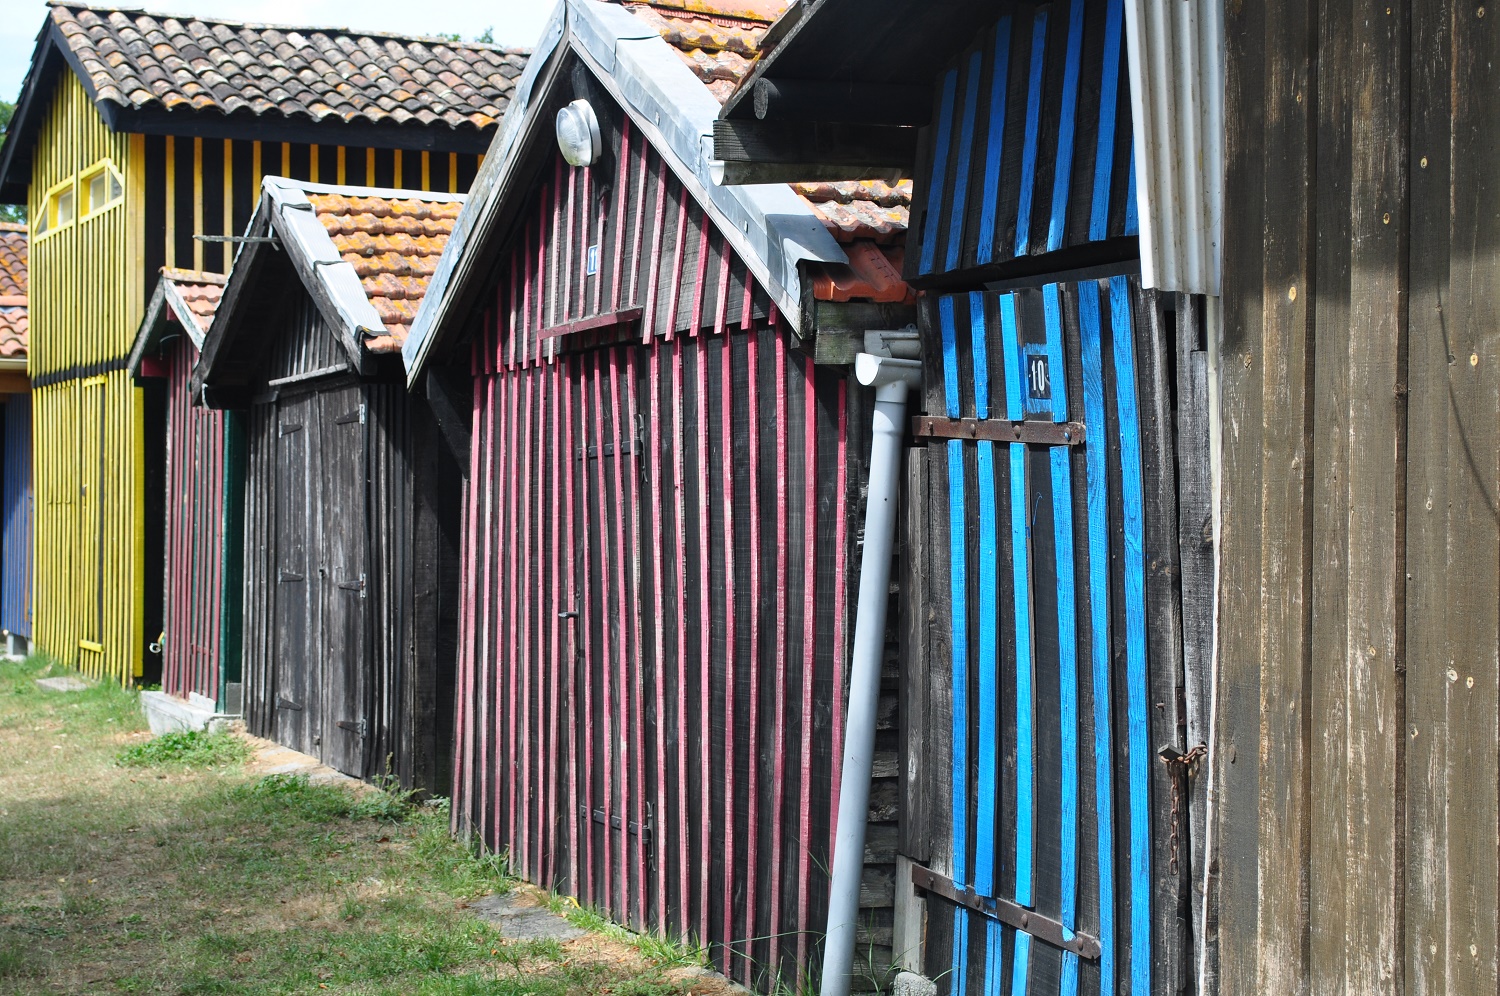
left=0, top=653, right=708, bottom=995
left=116, top=729, right=251, bottom=768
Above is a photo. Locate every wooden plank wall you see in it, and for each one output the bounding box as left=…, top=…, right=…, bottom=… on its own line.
left=161, top=336, right=231, bottom=704
left=1216, top=1, right=1499, bottom=991
left=1, top=395, right=32, bottom=639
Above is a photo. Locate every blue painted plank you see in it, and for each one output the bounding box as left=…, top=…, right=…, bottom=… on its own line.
left=941, top=295, right=963, bottom=419
left=1050, top=445, right=1081, bottom=996
left=942, top=298, right=971, bottom=995
left=973, top=452, right=999, bottom=897
left=920, top=70, right=960, bottom=275
left=1078, top=280, right=1116, bottom=995
left=1014, top=10, right=1048, bottom=258
left=1047, top=0, right=1086, bottom=253
left=1010, top=932, right=1031, bottom=996
left=1041, top=279, right=1081, bottom=995
left=1110, top=274, right=1151, bottom=996
left=977, top=16, right=1013, bottom=266
left=1089, top=0, right=1125, bottom=241
left=1043, top=284, right=1070, bottom=422
left=969, top=291, right=990, bottom=420
left=999, top=294, right=1025, bottom=423
left=998, top=294, right=1033, bottom=916
left=1124, top=144, right=1139, bottom=237
left=946, top=51, right=984, bottom=272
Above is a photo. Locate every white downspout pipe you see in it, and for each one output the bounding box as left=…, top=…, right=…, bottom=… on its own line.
left=821, top=351, right=922, bottom=996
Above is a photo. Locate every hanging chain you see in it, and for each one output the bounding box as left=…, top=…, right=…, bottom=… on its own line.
left=1158, top=742, right=1208, bottom=877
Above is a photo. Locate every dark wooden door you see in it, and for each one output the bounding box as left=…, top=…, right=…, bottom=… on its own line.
left=574, top=344, right=654, bottom=932
left=319, top=386, right=369, bottom=777
left=273, top=393, right=317, bottom=755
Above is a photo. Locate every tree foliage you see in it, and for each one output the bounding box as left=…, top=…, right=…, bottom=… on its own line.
left=0, top=100, right=23, bottom=225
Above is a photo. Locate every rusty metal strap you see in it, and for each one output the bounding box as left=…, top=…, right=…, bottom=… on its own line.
left=910, top=864, right=1101, bottom=960
left=911, top=416, right=1086, bottom=446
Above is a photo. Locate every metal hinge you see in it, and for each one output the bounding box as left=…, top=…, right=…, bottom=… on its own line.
left=909, top=864, right=1101, bottom=960
left=336, top=718, right=367, bottom=738
left=337, top=573, right=368, bottom=598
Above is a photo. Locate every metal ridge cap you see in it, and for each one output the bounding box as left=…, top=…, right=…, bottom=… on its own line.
left=263, top=179, right=389, bottom=340
left=266, top=176, right=469, bottom=204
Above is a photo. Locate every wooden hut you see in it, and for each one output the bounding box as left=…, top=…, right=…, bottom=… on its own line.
left=0, top=223, right=32, bottom=658
left=127, top=269, right=239, bottom=726
left=400, top=0, right=922, bottom=988
left=0, top=3, right=524, bottom=684
left=195, top=177, right=466, bottom=792
left=718, top=1, right=1222, bottom=992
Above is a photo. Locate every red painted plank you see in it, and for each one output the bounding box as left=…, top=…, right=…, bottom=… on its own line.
left=546, top=356, right=562, bottom=887
left=480, top=373, right=499, bottom=847
left=608, top=348, right=632, bottom=920
left=743, top=329, right=762, bottom=986
left=520, top=365, right=536, bottom=875
left=591, top=354, right=616, bottom=914
left=664, top=198, right=689, bottom=341
left=695, top=326, right=712, bottom=945
left=687, top=212, right=710, bottom=336
left=506, top=359, right=523, bottom=855
left=830, top=381, right=849, bottom=856
left=796, top=353, right=818, bottom=973
left=615, top=118, right=636, bottom=313
left=718, top=326, right=738, bottom=977
left=767, top=329, right=790, bottom=979
left=671, top=335, right=690, bottom=935
left=622, top=347, right=647, bottom=930
left=564, top=354, right=586, bottom=898
left=640, top=162, right=668, bottom=343
left=648, top=338, right=668, bottom=930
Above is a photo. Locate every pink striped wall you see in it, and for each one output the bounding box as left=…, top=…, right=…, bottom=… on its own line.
left=450, top=126, right=867, bottom=992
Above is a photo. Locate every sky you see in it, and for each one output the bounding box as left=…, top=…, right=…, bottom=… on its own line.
left=0, top=0, right=556, bottom=107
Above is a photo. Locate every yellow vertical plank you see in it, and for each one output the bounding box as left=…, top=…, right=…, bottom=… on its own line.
left=366, top=148, right=375, bottom=184
left=449, top=152, right=458, bottom=193
left=393, top=149, right=402, bottom=188
left=164, top=135, right=176, bottom=269
left=281, top=142, right=290, bottom=178
left=192, top=137, right=203, bottom=271
left=222, top=138, right=234, bottom=271
left=421, top=151, right=430, bottom=191
left=252, top=140, right=262, bottom=194
left=310, top=144, right=319, bottom=183
left=337, top=146, right=346, bottom=185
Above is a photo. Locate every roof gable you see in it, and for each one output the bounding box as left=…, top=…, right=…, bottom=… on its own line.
left=194, top=176, right=464, bottom=403
left=127, top=268, right=226, bottom=377
left=1, top=2, right=530, bottom=202
left=401, top=0, right=881, bottom=380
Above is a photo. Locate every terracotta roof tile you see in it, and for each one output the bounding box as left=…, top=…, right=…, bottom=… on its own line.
left=308, top=191, right=459, bottom=352
left=47, top=3, right=530, bottom=134
left=0, top=225, right=27, bottom=298
left=620, top=2, right=912, bottom=304
left=0, top=225, right=27, bottom=359
left=159, top=267, right=225, bottom=338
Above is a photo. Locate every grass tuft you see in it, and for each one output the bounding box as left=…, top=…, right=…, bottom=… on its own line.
left=116, top=729, right=251, bottom=769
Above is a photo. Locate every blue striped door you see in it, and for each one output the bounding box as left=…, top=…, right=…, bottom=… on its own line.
left=916, top=276, right=1174, bottom=995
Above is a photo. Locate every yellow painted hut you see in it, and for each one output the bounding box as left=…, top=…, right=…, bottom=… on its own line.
left=0, top=3, right=526, bottom=683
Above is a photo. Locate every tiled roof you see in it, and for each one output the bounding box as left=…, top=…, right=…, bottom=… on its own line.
left=0, top=224, right=27, bottom=298
left=160, top=268, right=224, bottom=339
left=48, top=2, right=529, bottom=133
left=308, top=192, right=461, bottom=352
left=0, top=224, right=28, bottom=359
left=623, top=1, right=912, bottom=304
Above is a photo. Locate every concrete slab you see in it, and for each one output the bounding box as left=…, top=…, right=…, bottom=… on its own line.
left=35, top=676, right=90, bottom=692
left=140, top=689, right=238, bottom=735
left=468, top=892, right=586, bottom=942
